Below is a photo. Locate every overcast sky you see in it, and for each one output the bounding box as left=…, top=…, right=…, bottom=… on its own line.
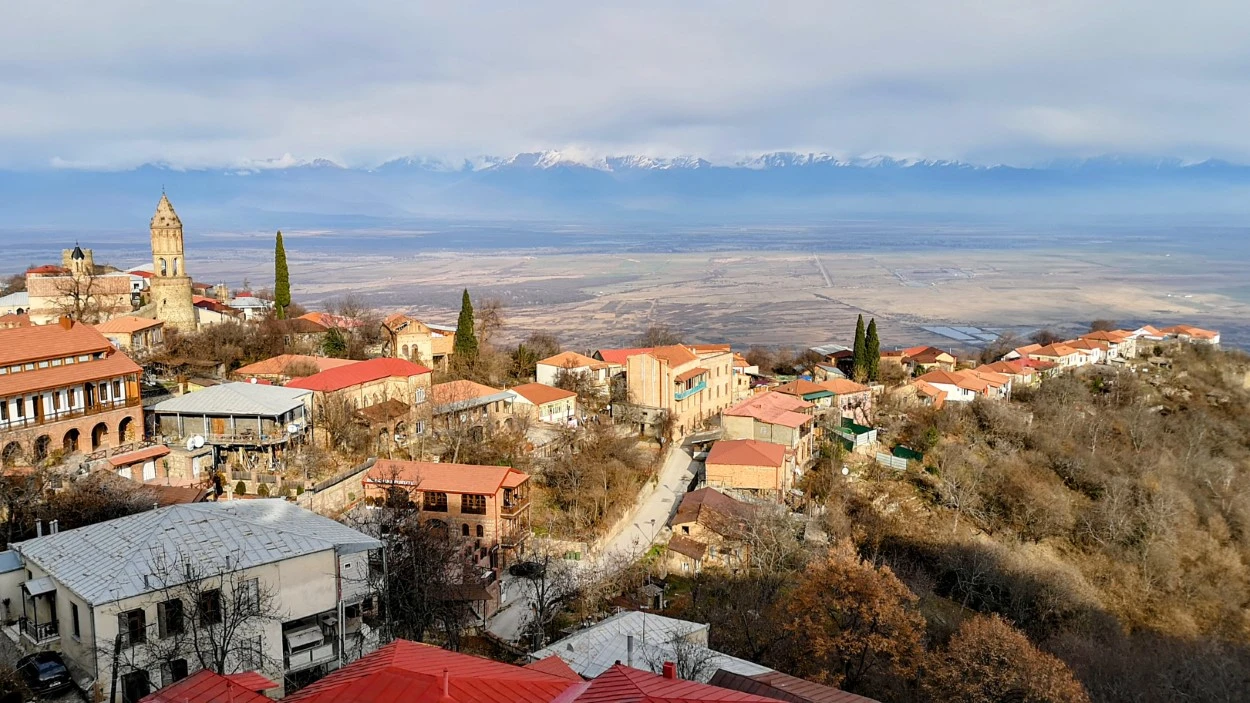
left=3, top=1, right=1249, bottom=169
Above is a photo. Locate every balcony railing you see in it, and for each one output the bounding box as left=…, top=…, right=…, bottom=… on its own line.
left=500, top=495, right=530, bottom=517
left=19, top=618, right=59, bottom=644
left=285, top=643, right=337, bottom=672
left=203, top=430, right=300, bottom=446
left=674, top=380, right=707, bottom=401
left=0, top=396, right=139, bottom=431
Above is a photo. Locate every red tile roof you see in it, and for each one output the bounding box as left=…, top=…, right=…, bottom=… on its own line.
left=367, top=459, right=529, bottom=496
left=233, top=354, right=359, bottom=378
left=284, top=639, right=577, bottom=703
left=224, top=672, right=280, bottom=692
left=723, top=391, right=812, bottom=428
left=672, top=487, right=755, bottom=530
left=0, top=350, right=141, bottom=396
left=432, top=379, right=507, bottom=406
left=1030, top=343, right=1079, bottom=358
left=709, top=669, right=881, bottom=703
left=0, top=319, right=113, bottom=366
left=140, top=669, right=271, bottom=703
left=706, top=439, right=786, bottom=468
left=107, top=445, right=170, bottom=467
left=595, top=347, right=653, bottom=365
left=286, top=357, right=431, bottom=392
left=667, top=533, right=708, bottom=560
left=94, top=316, right=163, bottom=334
left=511, top=383, right=577, bottom=406
left=525, top=656, right=584, bottom=681
left=26, top=265, right=68, bottom=275
left=575, top=664, right=776, bottom=703
left=649, top=345, right=700, bottom=366
left=0, top=314, right=31, bottom=329
left=773, top=379, right=829, bottom=398
left=817, top=378, right=870, bottom=395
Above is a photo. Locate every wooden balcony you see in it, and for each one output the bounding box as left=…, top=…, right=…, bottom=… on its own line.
left=500, top=495, right=530, bottom=518
left=19, top=617, right=59, bottom=645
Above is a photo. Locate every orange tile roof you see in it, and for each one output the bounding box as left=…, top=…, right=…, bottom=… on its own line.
left=911, top=380, right=947, bottom=409
left=1081, top=330, right=1132, bottom=343
left=284, top=639, right=575, bottom=703
left=818, top=378, right=871, bottom=395
left=0, top=314, right=31, bottom=329
left=1030, top=343, right=1079, bottom=358
left=674, top=366, right=709, bottom=384
left=723, top=391, right=812, bottom=428
left=234, top=354, right=359, bottom=378
left=595, top=347, right=653, bottom=365
left=773, top=379, right=829, bottom=398
left=286, top=357, right=431, bottom=392
left=1011, top=343, right=1042, bottom=357
left=511, top=382, right=577, bottom=406
left=538, top=351, right=611, bottom=370
left=297, top=311, right=362, bottom=329
left=108, top=445, right=170, bottom=467
left=94, top=316, right=163, bottom=334
left=706, top=439, right=787, bottom=467
left=649, top=345, right=700, bottom=366
left=1161, top=324, right=1219, bottom=339
left=0, top=347, right=140, bottom=397
left=732, top=353, right=750, bottom=367
left=903, top=346, right=954, bottom=364
left=368, top=459, right=529, bottom=495
left=689, top=344, right=732, bottom=353
left=0, top=319, right=114, bottom=366
left=432, top=379, right=506, bottom=406
left=981, top=360, right=1033, bottom=376
left=1066, top=339, right=1109, bottom=351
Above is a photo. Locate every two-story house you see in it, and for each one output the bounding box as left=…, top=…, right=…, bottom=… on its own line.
left=703, top=439, right=793, bottom=497
left=0, top=317, right=144, bottom=468
left=509, top=383, right=577, bottom=426
left=150, top=382, right=313, bottom=459
left=667, top=488, right=756, bottom=573
left=94, top=317, right=165, bottom=359
left=535, top=351, right=619, bottom=392
left=4, top=500, right=382, bottom=702
left=720, top=391, right=815, bottom=471
left=232, top=355, right=360, bottom=385
left=287, top=358, right=432, bottom=448
left=363, top=459, right=532, bottom=567
left=381, top=314, right=456, bottom=371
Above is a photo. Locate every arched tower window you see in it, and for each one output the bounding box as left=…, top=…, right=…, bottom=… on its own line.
left=172, top=258, right=179, bottom=276
left=159, top=258, right=167, bottom=276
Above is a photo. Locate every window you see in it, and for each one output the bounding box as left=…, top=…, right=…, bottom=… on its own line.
left=121, top=670, right=150, bottom=703
left=71, top=602, right=81, bottom=639
left=157, top=599, right=184, bottom=638
left=415, top=420, right=425, bottom=435
left=422, top=492, right=448, bottom=512
left=37, top=360, right=48, bottom=369
left=119, top=608, right=146, bottom=645
left=239, top=635, right=263, bottom=670
left=162, top=659, right=188, bottom=687
left=476, top=524, right=484, bottom=538
left=197, top=589, right=222, bottom=626
left=113, top=380, right=122, bottom=398
left=682, top=525, right=690, bottom=534
left=461, top=524, right=470, bottom=537
left=239, top=578, right=260, bottom=613
left=0, top=401, right=7, bottom=422
left=14, top=398, right=23, bottom=418
left=415, top=388, right=426, bottom=403
left=461, top=494, right=487, bottom=515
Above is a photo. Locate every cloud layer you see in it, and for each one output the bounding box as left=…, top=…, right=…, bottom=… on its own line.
left=3, top=1, right=1249, bottom=169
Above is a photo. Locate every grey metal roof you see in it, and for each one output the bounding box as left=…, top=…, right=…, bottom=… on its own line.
left=152, top=382, right=310, bottom=416
left=13, top=500, right=381, bottom=606
left=0, top=550, right=22, bottom=573
left=531, top=611, right=771, bottom=682
left=0, top=291, right=28, bottom=308
left=23, top=577, right=55, bottom=596
left=433, top=390, right=516, bottom=415
left=810, top=343, right=851, bottom=356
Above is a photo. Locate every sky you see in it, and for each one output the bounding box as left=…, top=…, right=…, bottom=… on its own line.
left=3, top=1, right=1250, bottom=170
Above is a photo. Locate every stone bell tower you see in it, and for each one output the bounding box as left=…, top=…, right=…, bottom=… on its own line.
left=149, top=193, right=197, bottom=331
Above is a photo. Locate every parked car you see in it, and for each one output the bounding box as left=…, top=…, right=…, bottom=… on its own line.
left=508, top=561, right=546, bottom=579
left=16, top=652, right=73, bottom=698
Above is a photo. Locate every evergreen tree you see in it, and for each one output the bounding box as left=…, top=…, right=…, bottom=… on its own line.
left=852, top=314, right=867, bottom=381
left=321, top=328, right=348, bottom=358
left=274, top=230, right=290, bottom=320
left=454, top=289, right=479, bottom=360
left=866, top=318, right=881, bottom=382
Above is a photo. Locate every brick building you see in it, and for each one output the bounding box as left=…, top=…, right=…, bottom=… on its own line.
left=0, top=317, right=144, bottom=467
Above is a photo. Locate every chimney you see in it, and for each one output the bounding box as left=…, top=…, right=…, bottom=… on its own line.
left=58, top=315, right=72, bottom=330
left=49, top=520, right=58, bottom=534
left=662, top=661, right=676, bottom=680
left=442, top=669, right=450, bottom=696
left=626, top=635, right=634, bottom=667
left=35, top=520, right=42, bottom=537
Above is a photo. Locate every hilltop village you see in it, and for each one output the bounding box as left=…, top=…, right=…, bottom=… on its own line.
left=0, top=195, right=1243, bottom=703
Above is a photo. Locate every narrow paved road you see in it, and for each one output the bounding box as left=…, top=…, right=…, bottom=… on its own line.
left=597, top=442, right=697, bottom=564
left=487, top=443, right=699, bottom=644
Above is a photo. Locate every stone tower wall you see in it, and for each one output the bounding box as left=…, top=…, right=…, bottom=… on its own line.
left=150, top=195, right=197, bottom=331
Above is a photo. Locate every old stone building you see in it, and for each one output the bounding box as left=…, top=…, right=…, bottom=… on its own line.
left=25, top=247, right=133, bottom=325
left=149, top=193, right=197, bottom=331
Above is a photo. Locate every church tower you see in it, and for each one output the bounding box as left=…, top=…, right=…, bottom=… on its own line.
left=149, top=193, right=197, bottom=331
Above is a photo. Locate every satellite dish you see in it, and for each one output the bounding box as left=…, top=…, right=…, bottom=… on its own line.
left=193, top=435, right=205, bottom=449
left=287, top=424, right=299, bottom=434
left=841, top=466, right=850, bottom=476
left=186, top=438, right=196, bottom=451
left=249, top=377, right=258, bottom=384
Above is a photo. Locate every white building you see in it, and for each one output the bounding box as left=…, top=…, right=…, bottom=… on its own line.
left=2, top=500, right=381, bottom=702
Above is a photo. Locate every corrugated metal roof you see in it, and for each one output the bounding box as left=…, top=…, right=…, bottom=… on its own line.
left=152, top=382, right=311, bottom=416
left=575, top=664, right=776, bottom=702
left=140, top=669, right=272, bottom=703
left=0, top=550, right=22, bottom=574
left=13, top=500, right=380, bottom=606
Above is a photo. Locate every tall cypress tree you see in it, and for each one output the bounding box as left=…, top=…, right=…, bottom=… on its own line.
left=866, top=318, right=880, bottom=382
left=852, top=314, right=867, bottom=381
left=454, top=289, right=479, bottom=360
left=274, top=230, right=290, bottom=320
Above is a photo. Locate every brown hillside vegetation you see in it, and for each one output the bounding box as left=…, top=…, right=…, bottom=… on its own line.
left=676, top=344, right=1250, bottom=702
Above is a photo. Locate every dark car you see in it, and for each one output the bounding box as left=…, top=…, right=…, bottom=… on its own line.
left=508, top=561, right=546, bottom=579
left=16, top=652, right=73, bottom=698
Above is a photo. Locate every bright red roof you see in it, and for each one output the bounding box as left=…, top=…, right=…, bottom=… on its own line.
left=286, top=357, right=431, bottom=392
left=524, top=656, right=583, bottom=682
left=595, top=347, right=653, bottom=365
left=575, top=664, right=777, bottom=703
left=224, top=672, right=280, bottom=692
left=284, top=639, right=577, bottom=703
left=140, top=669, right=271, bottom=703
left=367, top=459, right=529, bottom=496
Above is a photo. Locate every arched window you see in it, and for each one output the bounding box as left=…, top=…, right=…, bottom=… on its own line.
left=461, top=524, right=470, bottom=537
left=172, top=258, right=179, bottom=276
left=476, top=524, right=484, bottom=538
left=401, top=345, right=409, bottom=359
left=159, top=258, right=167, bottom=276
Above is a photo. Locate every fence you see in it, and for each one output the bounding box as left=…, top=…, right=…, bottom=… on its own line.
left=874, top=452, right=908, bottom=471
left=296, top=458, right=376, bottom=515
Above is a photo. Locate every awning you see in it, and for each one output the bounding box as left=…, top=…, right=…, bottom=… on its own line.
left=284, top=625, right=324, bottom=650
left=674, top=367, right=709, bottom=384
left=22, top=576, right=55, bottom=596
left=108, top=445, right=171, bottom=467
